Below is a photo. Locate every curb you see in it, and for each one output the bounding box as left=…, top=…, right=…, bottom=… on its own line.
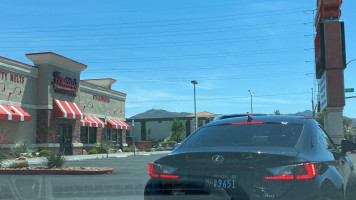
left=0, top=168, right=114, bottom=175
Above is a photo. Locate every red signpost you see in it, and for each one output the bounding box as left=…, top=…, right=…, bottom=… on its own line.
left=314, top=0, right=346, bottom=143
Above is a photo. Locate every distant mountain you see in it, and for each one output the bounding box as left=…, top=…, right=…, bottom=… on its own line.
left=293, top=110, right=314, bottom=117
left=130, top=109, right=315, bottom=119
left=129, top=109, right=192, bottom=119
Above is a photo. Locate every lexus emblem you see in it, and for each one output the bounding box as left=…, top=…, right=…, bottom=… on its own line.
left=212, top=155, right=224, bottom=164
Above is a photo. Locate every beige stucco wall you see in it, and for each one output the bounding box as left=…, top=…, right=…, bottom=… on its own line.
left=127, top=119, right=194, bottom=141
left=0, top=58, right=38, bottom=143
left=36, top=64, right=80, bottom=107
left=0, top=54, right=128, bottom=150
left=0, top=108, right=37, bottom=144
left=79, top=82, right=126, bottom=119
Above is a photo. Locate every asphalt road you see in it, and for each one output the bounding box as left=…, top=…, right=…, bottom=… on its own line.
left=1, top=153, right=356, bottom=200
left=0, top=153, right=168, bottom=200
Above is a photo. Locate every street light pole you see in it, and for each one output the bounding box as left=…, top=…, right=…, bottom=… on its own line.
left=191, top=80, right=198, bottom=130
left=311, top=88, right=315, bottom=116
left=248, top=90, right=254, bottom=113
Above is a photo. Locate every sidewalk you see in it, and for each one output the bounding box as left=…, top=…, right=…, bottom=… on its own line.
left=1, top=151, right=171, bottom=167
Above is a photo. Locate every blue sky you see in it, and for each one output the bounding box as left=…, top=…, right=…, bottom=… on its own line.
left=1, top=0, right=355, bottom=118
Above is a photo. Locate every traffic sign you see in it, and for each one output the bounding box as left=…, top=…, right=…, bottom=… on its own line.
left=345, top=88, right=354, bottom=93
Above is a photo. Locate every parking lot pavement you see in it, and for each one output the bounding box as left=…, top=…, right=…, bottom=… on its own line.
left=0, top=153, right=168, bottom=200
left=348, top=153, right=356, bottom=165
left=1, top=151, right=171, bottom=167
left=1, top=152, right=356, bottom=200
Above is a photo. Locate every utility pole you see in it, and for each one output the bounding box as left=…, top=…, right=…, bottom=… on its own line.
left=132, top=119, right=135, bottom=156
left=105, top=115, right=108, bottom=158
left=312, top=88, right=315, bottom=116
left=191, top=80, right=198, bottom=130
left=248, top=90, right=254, bottom=113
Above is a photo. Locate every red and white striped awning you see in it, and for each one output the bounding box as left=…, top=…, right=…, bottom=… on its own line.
left=53, top=99, right=84, bottom=119
left=0, top=104, right=31, bottom=122
left=106, top=119, right=130, bottom=130
left=81, top=116, right=105, bottom=128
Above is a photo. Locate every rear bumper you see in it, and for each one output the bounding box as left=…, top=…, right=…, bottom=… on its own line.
left=144, top=178, right=342, bottom=200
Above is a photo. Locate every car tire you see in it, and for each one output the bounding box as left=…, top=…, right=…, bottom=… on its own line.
left=346, top=172, right=356, bottom=200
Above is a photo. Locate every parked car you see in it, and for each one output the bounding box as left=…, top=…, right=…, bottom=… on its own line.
left=144, top=115, right=356, bottom=200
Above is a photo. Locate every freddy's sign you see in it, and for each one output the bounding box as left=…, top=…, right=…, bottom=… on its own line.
left=51, top=71, right=78, bottom=97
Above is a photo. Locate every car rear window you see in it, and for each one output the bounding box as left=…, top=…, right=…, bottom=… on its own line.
left=182, top=123, right=303, bottom=148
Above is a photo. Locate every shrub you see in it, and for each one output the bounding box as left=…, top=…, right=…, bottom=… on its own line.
left=156, top=147, right=165, bottom=151
left=9, top=160, right=29, bottom=168
left=145, top=148, right=152, bottom=152
left=88, top=149, right=98, bottom=154
left=95, top=142, right=109, bottom=154
left=0, top=149, right=9, bottom=165
left=45, top=154, right=66, bottom=168
left=38, top=150, right=54, bottom=157
left=168, top=141, right=177, bottom=146
left=123, top=148, right=131, bottom=152
left=11, top=143, right=36, bottom=158
left=161, top=141, right=177, bottom=148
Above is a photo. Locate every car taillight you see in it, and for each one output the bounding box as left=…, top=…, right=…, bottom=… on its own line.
left=148, top=163, right=179, bottom=179
left=229, top=122, right=266, bottom=125
left=264, top=163, right=318, bottom=180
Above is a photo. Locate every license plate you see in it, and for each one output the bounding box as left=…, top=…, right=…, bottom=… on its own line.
left=212, top=178, right=236, bottom=189
left=205, top=177, right=237, bottom=189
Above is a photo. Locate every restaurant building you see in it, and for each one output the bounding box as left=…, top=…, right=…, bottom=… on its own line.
left=0, top=52, right=129, bottom=155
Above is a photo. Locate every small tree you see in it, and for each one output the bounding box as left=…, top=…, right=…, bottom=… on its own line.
left=141, top=119, right=147, bottom=141
left=147, top=128, right=152, bottom=140
left=198, top=119, right=204, bottom=127
left=274, top=109, right=280, bottom=115
left=314, top=112, right=324, bottom=127
left=170, top=118, right=185, bottom=142
left=185, top=118, right=191, bottom=137
left=343, top=116, right=353, bottom=132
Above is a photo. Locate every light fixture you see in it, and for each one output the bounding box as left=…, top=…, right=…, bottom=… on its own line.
left=83, top=102, right=94, bottom=110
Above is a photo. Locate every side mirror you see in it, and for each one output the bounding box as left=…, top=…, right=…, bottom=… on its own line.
left=341, top=140, right=356, bottom=153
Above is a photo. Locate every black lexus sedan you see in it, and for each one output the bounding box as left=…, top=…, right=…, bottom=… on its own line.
left=144, top=115, right=356, bottom=200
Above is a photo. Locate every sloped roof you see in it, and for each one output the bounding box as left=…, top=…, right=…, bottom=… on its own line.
left=187, top=111, right=218, bottom=117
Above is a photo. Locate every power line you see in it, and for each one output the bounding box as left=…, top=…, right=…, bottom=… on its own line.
left=1, top=8, right=306, bottom=31
left=81, top=47, right=303, bottom=62
left=114, top=72, right=313, bottom=83
left=0, top=22, right=304, bottom=40
left=0, top=33, right=301, bottom=48
left=83, top=60, right=300, bottom=73
left=0, top=34, right=302, bottom=51
left=0, top=15, right=301, bottom=34
left=126, top=91, right=311, bottom=103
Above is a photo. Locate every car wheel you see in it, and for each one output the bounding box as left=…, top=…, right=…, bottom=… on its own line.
left=346, top=172, right=356, bottom=200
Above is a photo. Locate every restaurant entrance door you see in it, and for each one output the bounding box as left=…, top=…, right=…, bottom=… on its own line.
left=58, top=124, right=72, bottom=155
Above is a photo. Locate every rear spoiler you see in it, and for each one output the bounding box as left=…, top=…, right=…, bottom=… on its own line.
left=214, top=114, right=271, bottom=121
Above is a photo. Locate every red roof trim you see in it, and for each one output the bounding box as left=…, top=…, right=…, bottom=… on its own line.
left=0, top=56, right=33, bottom=68
left=81, top=78, right=116, bottom=82
left=25, top=52, right=87, bottom=68
left=80, top=80, right=127, bottom=96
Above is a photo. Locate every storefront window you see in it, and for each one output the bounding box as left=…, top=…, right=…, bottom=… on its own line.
left=80, top=127, right=88, bottom=144
left=89, top=128, right=97, bottom=143
left=112, top=129, right=118, bottom=143
left=80, top=127, right=97, bottom=144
